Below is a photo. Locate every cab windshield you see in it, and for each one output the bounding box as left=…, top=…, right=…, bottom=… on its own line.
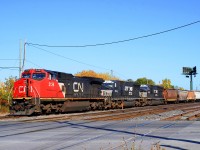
left=32, top=73, right=46, bottom=80
left=22, top=74, right=31, bottom=78
left=140, top=85, right=150, bottom=92
left=102, top=83, right=114, bottom=89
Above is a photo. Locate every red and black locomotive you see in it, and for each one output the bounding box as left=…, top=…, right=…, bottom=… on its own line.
left=12, top=68, right=194, bottom=115
left=12, top=69, right=106, bottom=115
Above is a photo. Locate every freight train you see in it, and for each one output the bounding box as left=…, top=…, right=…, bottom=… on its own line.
left=10, top=69, right=200, bottom=115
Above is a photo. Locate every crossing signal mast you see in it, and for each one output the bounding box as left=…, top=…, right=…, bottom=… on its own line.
left=182, top=66, right=197, bottom=90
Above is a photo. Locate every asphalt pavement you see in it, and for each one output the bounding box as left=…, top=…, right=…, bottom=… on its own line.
left=0, top=120, right=200, bottom=150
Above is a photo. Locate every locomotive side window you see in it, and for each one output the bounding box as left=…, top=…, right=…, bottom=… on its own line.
left=105, top=83, right=113, bottom=88
left=52, top=74, right=57, bottom=80
left=48, top=73, right=57, bottom=80
left=22, top=74, right=31, bottom=78
left=32, top=73, right=46, bottom=80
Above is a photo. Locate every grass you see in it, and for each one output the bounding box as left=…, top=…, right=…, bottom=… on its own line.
left=120, top=137, right=166, bottom=150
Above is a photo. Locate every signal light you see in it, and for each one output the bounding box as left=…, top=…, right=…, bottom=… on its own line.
left=182, top=67, right=192, bottom=75
left=193, top=66, right=197, bottom=74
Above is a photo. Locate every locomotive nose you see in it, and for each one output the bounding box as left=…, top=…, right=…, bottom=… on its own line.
left=13, top=79, right=28, bottom=98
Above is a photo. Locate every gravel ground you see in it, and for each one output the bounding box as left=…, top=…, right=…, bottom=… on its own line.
left=129, top=110, right=185, bottom=121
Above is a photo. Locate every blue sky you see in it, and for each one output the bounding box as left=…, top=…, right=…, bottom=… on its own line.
left=0, top=0, right=200, bottom=90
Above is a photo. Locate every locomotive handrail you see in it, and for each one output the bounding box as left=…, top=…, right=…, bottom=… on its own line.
left=31, top=86, right=40, bottom=105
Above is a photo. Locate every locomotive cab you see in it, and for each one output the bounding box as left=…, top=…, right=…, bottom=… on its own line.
left=13, top=69, right=65, bottom=100
left=11, top=69, right=67, bottom=115
left=139, top=85, right=150, bottom=98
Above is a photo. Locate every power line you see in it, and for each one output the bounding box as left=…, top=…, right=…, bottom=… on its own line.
left=26, top=20, right=200, bottom=48
left=0, top=68, right=19, bottom=71
left=25, top=59, right=43, bottom=68
left=0, top=59, right=41, bottom=70
left=29, top=45, right=111, bottom=71
left=0, top=67, right=19, bottom=69
left=29, top=45, right=129, bottom=79
left=0, top=59, right=19, bottom=60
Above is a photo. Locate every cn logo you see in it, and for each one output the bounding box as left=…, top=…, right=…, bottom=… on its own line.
left=73, top=82, right=84, bottom=92
left=19, top=86, right=25, bottom=93
left=18, top=86, right=33, bottom=93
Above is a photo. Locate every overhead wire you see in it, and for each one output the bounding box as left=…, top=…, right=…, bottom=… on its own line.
left=0, top=58, right=42, bottom=72
left=0, top=60, right=19, bottom=69
left=26, top=20, right=200, bottom=48
left=0, top=59, right=19, bottom=60
left=26, top=20, right=200, bottom=79
left=25, top=59, right=43, bottom=68
left=29, top=45, right=111, bottom=71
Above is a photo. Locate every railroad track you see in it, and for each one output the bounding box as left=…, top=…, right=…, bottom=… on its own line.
left=163, top=107, right=200, bottom=121
left=1, top=102, right=200, bottom=122
left=85, top=103, right=200, bottom=121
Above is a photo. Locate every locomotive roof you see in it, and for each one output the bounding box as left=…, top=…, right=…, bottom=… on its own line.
left=78, top=76, right=104, bottom=84
left=45, top=69, right=74, bottom=79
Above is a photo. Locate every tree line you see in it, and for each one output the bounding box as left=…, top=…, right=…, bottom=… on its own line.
left=75, top=70, right=183, bottom=89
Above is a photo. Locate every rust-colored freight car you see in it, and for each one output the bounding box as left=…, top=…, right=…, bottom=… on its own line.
left=163, top=89, right=178, bottom=103
left=178, top=90, right=188, bottom=102
left=187, top=91, right=196, bottom=102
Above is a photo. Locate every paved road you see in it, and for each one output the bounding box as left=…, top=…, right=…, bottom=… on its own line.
left=0, top=120, right=200, bottom=150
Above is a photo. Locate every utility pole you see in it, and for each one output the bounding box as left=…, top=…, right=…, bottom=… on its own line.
left=19, top=40, right=22, bottom=78
left=22, top=41, right=26, bottom=73
left=111, top=70, right=113, bottom=78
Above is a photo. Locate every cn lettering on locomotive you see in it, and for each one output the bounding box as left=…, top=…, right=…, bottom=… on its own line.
left=18, top=86, right=26, bottom=93
left=73, top=82, right=84, bottom=92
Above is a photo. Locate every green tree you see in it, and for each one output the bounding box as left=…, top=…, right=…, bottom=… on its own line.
left=179, top=87, right=184, bottom=90
left=174, top=85, right=184, bottom=90
left=135, top=77, right=155, bottom=85
left=75, top=70, right=120, bottom=80
left=161, top=78, right=173, bottom=89
left=127, top=79, right=134, bottom=82
left=0, top=76, right=16, bottom=104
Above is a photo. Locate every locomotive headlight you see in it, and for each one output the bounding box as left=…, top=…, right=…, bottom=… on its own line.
left=12, top=101, right=17, bottom=105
